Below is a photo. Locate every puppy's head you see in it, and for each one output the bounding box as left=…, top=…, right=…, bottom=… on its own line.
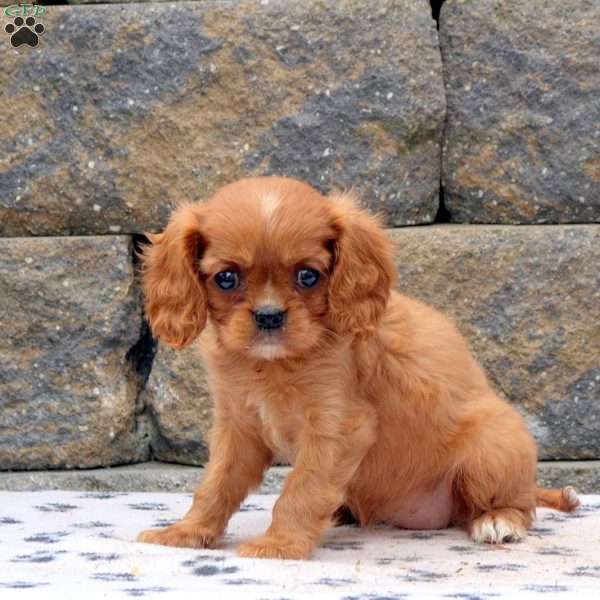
left=141, top=177, right=395, bottom=359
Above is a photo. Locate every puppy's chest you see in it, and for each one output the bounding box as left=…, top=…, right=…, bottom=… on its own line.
left=248, top=392, right=303, bottom=464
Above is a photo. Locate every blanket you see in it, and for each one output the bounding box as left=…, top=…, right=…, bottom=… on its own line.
left=1, top=491, right=599, bottom=599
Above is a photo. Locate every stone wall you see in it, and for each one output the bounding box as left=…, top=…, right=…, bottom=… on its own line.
left=0, top=0, right=598, bottom=470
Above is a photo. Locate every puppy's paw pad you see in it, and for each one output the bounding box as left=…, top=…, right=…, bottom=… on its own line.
left=470, top=514, right=525, bottom=544
left=562, top=486, right=581, bottom=512
left=237, top=535, right=310, bottom=560
left=137, top=523, right=216, bottom=549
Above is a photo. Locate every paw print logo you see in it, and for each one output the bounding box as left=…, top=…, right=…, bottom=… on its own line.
left=5, top=16, right=45, bottom=48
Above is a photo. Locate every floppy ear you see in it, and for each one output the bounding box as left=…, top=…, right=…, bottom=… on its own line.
left=327, top=193, right=396, bottom=338
left=140, top=203, right=207, bottom=349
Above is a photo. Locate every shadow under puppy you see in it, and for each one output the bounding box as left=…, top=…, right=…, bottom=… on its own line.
left=137, top=176, right=579, bottom=559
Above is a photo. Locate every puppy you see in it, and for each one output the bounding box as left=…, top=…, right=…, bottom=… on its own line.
left=137, top=176, right=579, bottom=559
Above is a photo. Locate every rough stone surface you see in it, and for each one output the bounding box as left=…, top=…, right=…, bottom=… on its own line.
left=67, top=0, right=177, bottom=3
left=391, top=225, right=600, bottom=459
left=0, top=462, right=597, bottom=494
left=0, top=463, right=289, bottom=494
left=0, top=0, right=444, bottom=235
left=536, top=462, right=600, bottom=496
left=142, top=345, right=212, bottom=465
left=440, top=0, right=600, bottom=223
left=0, top=236, right=148, bottom=469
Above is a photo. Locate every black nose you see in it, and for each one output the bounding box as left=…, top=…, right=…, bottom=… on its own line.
left=254, top=306, right=287, bottom=331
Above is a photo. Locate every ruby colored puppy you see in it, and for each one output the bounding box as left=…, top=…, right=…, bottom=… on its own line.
left=137, top=177, right=579, bottom=559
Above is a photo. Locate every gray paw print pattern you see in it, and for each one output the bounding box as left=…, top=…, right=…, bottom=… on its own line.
left=0, top=491, right=599, bottom=598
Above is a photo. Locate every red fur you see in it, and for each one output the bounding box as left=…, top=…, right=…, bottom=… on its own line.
left=137, top=177, right=579, bottom=559
left=141, top=203, right=207, bottom=349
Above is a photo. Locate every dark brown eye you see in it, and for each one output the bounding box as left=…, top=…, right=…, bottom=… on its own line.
left=215, top=270, right=240, bottom=291
left=296, top=268, right=320, bottom=289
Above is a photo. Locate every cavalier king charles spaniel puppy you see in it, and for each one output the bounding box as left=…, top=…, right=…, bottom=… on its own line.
left=137, top=176, right=579, bottom=559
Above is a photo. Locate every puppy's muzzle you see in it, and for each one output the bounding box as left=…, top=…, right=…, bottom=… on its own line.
left=254, top=306, right=287, bottom=331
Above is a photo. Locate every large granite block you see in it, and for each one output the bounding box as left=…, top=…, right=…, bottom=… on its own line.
left=440, top=0, right=600, bottom=223
left=0, top=0, right=444, bottom=235
left=141, top=345, right=211, bottom=465
left=0, top=236, right=148, bottom=469
left=391, top=225, right=600, bottom=459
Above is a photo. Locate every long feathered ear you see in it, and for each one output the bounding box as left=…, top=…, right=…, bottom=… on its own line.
left=327, top=192, right=396, bottom=338
left=140, top=203, right=207, bottom=349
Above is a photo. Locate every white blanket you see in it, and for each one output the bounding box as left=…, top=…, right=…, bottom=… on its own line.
left=1, top=491, right=599, bottom=599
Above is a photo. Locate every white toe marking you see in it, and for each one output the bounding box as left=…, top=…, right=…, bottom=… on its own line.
left=494, top=516, right=524, bottom=542
left=478, top=520, right=498, bottom=543
left=471, top=515, right=525, bottom=544
left=563, top=486, right=581, bottom=510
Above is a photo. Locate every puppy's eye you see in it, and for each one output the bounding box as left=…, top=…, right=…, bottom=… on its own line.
left=214, top=270, right=240, bottom=291
left=296, top=268, right=320, bottom=289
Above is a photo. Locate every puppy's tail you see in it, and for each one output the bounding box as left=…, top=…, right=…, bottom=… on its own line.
left=535, top=485, right=580, bottom=512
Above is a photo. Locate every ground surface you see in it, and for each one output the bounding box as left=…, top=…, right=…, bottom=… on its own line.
left=2, top=461, right=599, bottom=494
left=1, top=491, right=599, bottom=599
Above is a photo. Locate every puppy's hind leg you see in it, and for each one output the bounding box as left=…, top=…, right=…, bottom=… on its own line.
left=454, top=398, right=538, bottom=545
left=468, top=508, right=530, bottom=544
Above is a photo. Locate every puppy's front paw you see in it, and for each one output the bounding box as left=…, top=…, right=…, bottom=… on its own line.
left=237, top=535, right=311, bottom=560
left=137, top=521, right=217, bottom=549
